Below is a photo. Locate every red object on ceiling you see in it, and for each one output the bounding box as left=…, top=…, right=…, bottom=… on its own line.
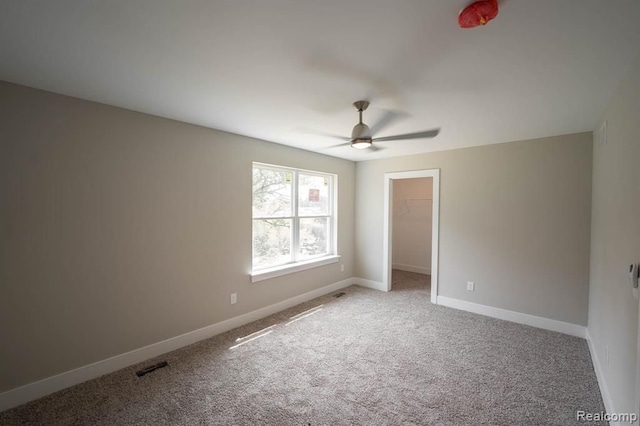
left=458, top=0, right=499, bottom=28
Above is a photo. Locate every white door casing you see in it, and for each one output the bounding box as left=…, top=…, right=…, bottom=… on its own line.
left=383, top=169, right=440, bottom=303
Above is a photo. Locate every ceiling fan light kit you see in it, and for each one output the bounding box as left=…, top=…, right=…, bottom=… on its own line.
left=351, top=139, right=373, bottom=149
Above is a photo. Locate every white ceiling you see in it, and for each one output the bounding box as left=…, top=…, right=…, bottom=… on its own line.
left=1, top=1, right=639, bottom=161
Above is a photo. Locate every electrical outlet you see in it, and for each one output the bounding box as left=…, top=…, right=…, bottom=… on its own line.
left=230, top=293, right=237, bottom=305
left=605, top=346, right=610, bottom=367
left=340, top=264, right=344, bottom=272
left=466, top=281, right=475, bottom=291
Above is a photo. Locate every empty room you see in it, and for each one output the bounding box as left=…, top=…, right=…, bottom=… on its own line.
left=1, top=1, right=640, bottom=425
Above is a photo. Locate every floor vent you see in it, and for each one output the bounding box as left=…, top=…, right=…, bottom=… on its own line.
left=334, top=292, right=346, bottom=298
left=136, top=361, right=168, bottom=377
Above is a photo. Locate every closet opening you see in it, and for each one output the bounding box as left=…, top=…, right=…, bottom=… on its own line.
left=382, top=170, right=440, bottom=303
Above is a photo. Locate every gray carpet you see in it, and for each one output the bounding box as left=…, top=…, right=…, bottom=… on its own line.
left=0, top=271, right=606, bottom=425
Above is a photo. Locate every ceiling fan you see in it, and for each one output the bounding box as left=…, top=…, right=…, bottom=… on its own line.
left=319, top=101, right=440, bottom=151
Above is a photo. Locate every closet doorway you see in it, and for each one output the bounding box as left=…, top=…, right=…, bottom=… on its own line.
left=382, top=170, right=440, bottom=304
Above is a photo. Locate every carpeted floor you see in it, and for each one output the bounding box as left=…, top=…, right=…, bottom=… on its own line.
left=0, top=271, right=606, bottom=425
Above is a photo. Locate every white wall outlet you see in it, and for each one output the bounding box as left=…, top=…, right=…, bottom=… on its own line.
left=340, top=264, right=344, bottom=272
left=466, top=281, right=475, bottom=291
left=230, top=293, right=237, bottom=305
left=605, top=346, right=610, bottom=367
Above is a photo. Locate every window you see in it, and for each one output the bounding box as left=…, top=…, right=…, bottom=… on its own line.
left=252, top=163, right=336, bottom=276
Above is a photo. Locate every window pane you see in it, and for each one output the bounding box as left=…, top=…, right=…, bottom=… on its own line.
left=253, top=219, right=292, bottom=268
left=298, top=174, right=329, bottom=216
left=299, top=217, right=329, bottom=259
left=253, top=168, right=292, bottom=218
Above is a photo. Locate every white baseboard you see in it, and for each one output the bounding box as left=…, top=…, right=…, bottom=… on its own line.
left=353, top=277, right=387, bottom=292
left=392, top=263, right=431, bottom=275
left=0, top=278, right=354, bottom=412
left=586, top=330, right=619, bottom=425
left=436, top=296, right=586, bottom=338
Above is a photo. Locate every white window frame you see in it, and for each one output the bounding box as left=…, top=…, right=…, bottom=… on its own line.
left=251, top=163, right=339, bottom=282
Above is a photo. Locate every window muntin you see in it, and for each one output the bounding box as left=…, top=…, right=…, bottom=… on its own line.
left=252, top=164, right=335, bottom=271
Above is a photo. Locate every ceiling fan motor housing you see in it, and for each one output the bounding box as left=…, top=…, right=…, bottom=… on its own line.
left=351, top=123, right=371, bottom=140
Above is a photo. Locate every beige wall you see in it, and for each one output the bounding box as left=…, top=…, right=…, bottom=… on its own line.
left=356, top=132, right=592, bottom=325
left=0, top=82, right=356, bottom=393
left=588, top=53, right=640, bottom=415
left=392, top=178, right=432, bottom=273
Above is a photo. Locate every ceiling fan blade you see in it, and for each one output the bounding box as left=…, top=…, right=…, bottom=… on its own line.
left=373, top=128, right=440, bottom=142
left=325, top=142, right=353, bottom=149
left=293, top=127, right=351, bottom=141
left=369, top=110, right=403, bottom=137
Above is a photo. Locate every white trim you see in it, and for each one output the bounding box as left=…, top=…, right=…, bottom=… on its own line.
left=292, top=170, right=300, bottom=260
left=586, top=329, right=619, bottom=425
left=352, top=277, right=387, bottom=292
left=636, top=290, right=640, bottom=426
left=0, top=278, right=353, bottom=412
left=332, top=175, right=339, bottom=263
left=436, top=296, right=586, bottom=338
left=251, top=255, right=340, bottom=283
left=392, top=263, right=431, bottom=275
left=383, top=174, right=392, bottom=291
left=383, top=169, right=440, bottom=303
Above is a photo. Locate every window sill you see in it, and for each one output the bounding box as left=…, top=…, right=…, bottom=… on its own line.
left=251, top=255, right=341, bottom=283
